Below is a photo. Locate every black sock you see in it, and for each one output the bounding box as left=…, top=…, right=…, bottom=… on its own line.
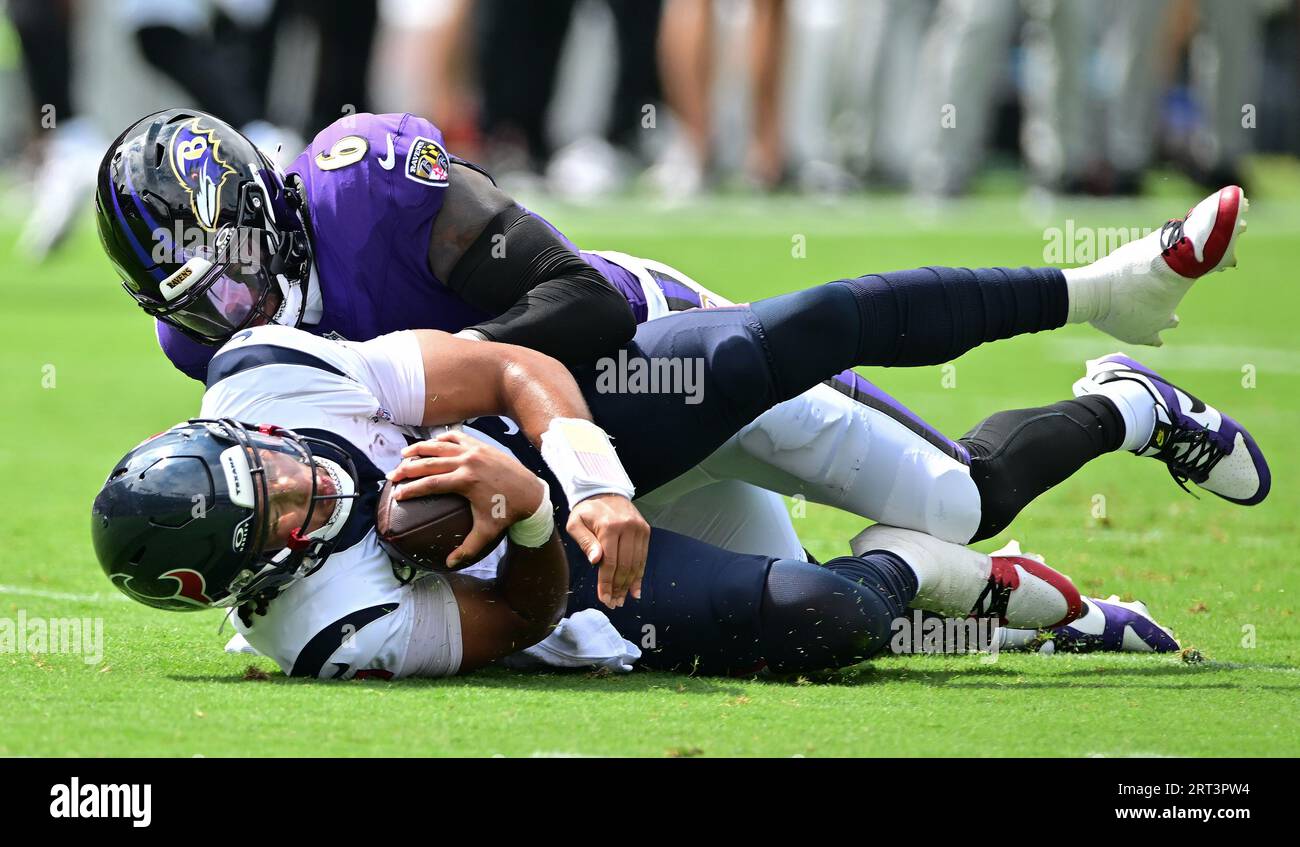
left=960, top=395, right=1125, bottom=541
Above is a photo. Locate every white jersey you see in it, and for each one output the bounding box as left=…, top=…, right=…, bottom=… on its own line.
left=201, top=324, right=506, bottom=679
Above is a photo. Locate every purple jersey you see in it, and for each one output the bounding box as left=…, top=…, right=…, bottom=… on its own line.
left=157, top=113, right=646, bottom=380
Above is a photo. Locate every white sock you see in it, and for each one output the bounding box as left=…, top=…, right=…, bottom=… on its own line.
left=994, top=626, right=1041, bottom=650
left=850, top=525, right=988, bottom=610
left=1087, top=378, right=1158, bottom=452
left=1062, top=264, right=1112, bottom=325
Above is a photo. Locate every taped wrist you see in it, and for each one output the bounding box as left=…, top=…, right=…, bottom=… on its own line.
left=508, top=478, right=555, bottom=548
left=539, top=418, right=635, bottom=507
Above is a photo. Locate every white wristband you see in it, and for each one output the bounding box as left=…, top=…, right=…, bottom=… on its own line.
left=539, top=418, right=635, bottom=506
left=508, top=478, right=555, bottom=548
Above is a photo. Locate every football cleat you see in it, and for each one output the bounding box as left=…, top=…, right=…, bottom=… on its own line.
left=1040, top=595, right=1179, bottom=653
left=1074, top=353, right=1270, bottom=505
left=1086, top=185, right=1247, bottom=346
left=851, top=525, right=1083, bottom=630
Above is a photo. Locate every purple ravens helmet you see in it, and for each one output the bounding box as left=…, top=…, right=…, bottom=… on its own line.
left=95, top=109, right=312, bottom=345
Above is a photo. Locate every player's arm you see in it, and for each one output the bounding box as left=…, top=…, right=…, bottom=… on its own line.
left=384, top=330, right=649, bottom=607
left=403, top=328, right=598, bottom=436
left=433, top=438, right=569, bottom=671
left=384, top=437, right=568, bottom=676
left=445, top=534, right=571, bottom=672
left=426, top=163, right=636, bottom=366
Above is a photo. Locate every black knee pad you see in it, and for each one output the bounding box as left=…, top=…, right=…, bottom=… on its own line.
left=758, top=559, right=899, bottom=673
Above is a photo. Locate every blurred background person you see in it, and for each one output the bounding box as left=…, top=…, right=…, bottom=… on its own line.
left=3, top=0, right=1300, bottom=258
left=6, top=0, right=104, bottom=259
left=544, top=0, right=664, bottom=200
left=124, top=0, right=272, bottom=136
left=1018, top=0, right=1102, bottom=194
left=651, top=0, right=786, bottom=197
left=375, top=0, right=481, bottom=158
left=904, top=0, right=1104, bottom=196
left=1101, top=0, right=1282, bottom=194
left=122, top=0, right=377, bottom=159
left=471, top=0, right=662, bottom=199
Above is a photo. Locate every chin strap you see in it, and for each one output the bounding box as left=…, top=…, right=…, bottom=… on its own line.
left=266, top=172, right=313, bottom=298
left=268, top=232, right=311, bottom=287
left=269, top=273, right=305, bottom=326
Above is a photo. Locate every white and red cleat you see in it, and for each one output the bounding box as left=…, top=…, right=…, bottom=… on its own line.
left=851, top=525, right=1083, bottom=630
left=1082, top=185, right=1247, bottom=346
left=1160, top=185, right=1248, bottom=278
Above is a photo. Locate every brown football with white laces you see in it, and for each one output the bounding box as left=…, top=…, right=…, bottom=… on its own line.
left=374, top=479, right=498, bottom=573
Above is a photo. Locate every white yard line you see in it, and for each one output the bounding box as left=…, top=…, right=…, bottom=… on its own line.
left=1045, top=338, right=1300, bottom=376
left=0, top=584, right=128, bottom=604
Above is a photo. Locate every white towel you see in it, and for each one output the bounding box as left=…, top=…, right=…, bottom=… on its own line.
left=224, top=608, right=641, bottom=673
left=502, top=609, right=641, bottom=673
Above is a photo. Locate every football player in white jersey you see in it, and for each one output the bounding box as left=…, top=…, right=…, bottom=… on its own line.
left=93, top=323, right=1093, bottom=678
left=93, top=324, right=653, bottom=677
left=94, top=284, right=1204, bottom=678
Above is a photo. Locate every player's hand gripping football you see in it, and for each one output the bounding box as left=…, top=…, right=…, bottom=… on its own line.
left=566, top=493, right=649, bottom=609
left=388, top=431, right=547, bottom=568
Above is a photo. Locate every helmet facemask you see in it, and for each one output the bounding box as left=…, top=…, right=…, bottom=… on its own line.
left=113, top=130, right=314, bottom=346
left=204, top=420, right=358, bottom=607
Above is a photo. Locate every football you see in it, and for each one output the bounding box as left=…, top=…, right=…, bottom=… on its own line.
left=374, top=480, right=499, bottom=573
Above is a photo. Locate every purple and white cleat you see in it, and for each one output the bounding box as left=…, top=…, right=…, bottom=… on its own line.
left=1073, top=353, right=1270, bottom=505
left=1040, top=596, right=1180, bottom=654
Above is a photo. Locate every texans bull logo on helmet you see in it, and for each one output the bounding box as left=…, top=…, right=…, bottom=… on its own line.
left=112, top=568, right=214, bottom=611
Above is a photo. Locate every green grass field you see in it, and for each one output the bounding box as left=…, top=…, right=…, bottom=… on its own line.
left=3, top=178, right=1299, bottom=757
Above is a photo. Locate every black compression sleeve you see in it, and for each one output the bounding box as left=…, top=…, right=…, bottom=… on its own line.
left=959, top=395, right=1126, bottom=541
left=445, top=205, right=636, bottom=365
